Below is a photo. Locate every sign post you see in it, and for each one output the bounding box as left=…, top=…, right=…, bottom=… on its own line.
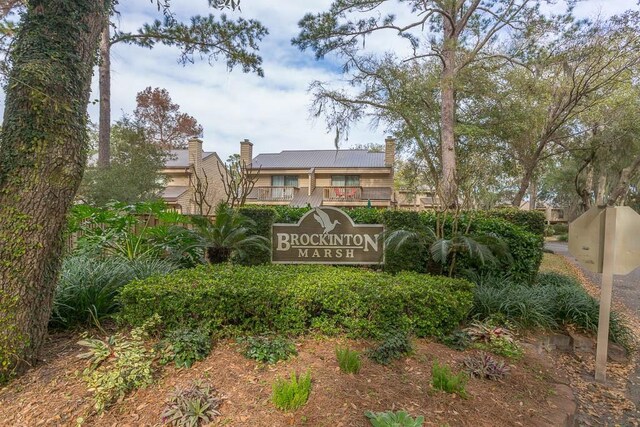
left=568, top=206, right=640, bottom=382
left=594, top=208, right=617, bottom=382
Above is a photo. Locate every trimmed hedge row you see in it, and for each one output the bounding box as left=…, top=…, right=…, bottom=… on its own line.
left=236, top=206, right=543, bottom=283
left=119, top=264, right=474, bottom=338
left=482, top=208, right=546, bottom=237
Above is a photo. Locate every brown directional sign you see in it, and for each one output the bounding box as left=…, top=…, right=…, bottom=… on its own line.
left=271, top=207, right=384, bottom=265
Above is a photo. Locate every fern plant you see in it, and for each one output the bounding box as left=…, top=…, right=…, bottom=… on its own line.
left=365, top=410, right=425, bottom=427
left=431, top=360, right=468, bottom=398
left=272, top=370, right=312, bottom=411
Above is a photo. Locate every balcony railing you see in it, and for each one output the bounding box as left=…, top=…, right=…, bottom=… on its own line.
left=323, top=186, right=362, bottom=201
left=256, top=186, right=298, bottom=201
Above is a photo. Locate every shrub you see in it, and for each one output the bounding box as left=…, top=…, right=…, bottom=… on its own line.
left=120, top=265, right=474, bottom=339
left=463, top=352, right=510, bottom=380
left=431, top=360, right=467, bottom=398
left=557, top=233, right=568, bottom=242
left=272, top=370, right=312, bottom=411
left=51, top=256, right=176, bottom=329
left=366, top=210, right=543, bottom=283
left=367, top=329, right=412, bottom=365
left=336, top=347, right=362, bottom=374
left=161, top=381, right=223, bottom=426
left=78, top=315, right=160, bottom=412
left=483, top=208, right=546, bottom=236
left=439, top=330, right=471, bottom=351
left=365, top=410, right=425, bottom=427
left=272, top=206, right=312, bottom=223
left=552, top=223, right=569, bottom=235
left=159, top=327, right=212, bottom=368
left=239, top=335, right=297, bottom=364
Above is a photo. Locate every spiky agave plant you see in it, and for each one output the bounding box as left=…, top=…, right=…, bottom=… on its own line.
left=188, top=203, right=270, bottom=264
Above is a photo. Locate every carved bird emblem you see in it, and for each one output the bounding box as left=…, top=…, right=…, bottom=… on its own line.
left=313, top=208, right=340, bottom=234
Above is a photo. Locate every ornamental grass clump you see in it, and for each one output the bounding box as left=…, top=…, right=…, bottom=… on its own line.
left=272, top=370, right=312, bottom=411
left=336, top=347, right=361, bottom=374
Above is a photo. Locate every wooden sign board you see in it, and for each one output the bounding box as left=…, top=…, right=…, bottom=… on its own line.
left=569, top=206, right=640, bottom=275
left=272, top=207, right=384, bottom=265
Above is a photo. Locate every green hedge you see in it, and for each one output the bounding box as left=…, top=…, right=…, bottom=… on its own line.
left=234, top=206, right=543, bottom=282
left=119, top=264, right=474, bottom=338
left=483, top=208, right=546, bottom=237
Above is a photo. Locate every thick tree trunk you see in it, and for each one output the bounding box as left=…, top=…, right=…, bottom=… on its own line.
left=0, top=0, right=108, bottom=377
left=98, top=18, right=111, bottom=168
left=440, top=37, right=457, bottom=207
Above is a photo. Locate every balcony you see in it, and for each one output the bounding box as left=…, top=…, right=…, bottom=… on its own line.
left=256, top=186, right=298, bottom=201
left=323, top=186, right=362, bottom=201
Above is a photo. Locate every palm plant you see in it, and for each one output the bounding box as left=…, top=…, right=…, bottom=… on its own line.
left=188, top=203, right=270, bottom=264
left=385, top=221, right=510, bottom=277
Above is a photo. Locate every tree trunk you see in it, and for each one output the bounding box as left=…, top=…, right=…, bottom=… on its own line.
left=512, top=168, right=533, bottom=208
left=529, top=178, right=537, bottom=210
left=595, top=172, right=607, bottom=206
left=607, top=155, right=640, bottom=206
left=98, top=17, right=111, bottom=168
left=439, top=21, right=457, bottom=207
left=0, top=0, right=108, bottom=377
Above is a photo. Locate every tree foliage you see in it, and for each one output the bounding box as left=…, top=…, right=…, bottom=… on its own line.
left=80, top=118, right=168, bottom=205
left=134, top=87, right=203, bottom=150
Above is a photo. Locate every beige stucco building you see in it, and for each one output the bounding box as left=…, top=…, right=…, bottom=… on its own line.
left=242, top=138, right=396, bottom=208
left=160, top=138, right=226, bottom=214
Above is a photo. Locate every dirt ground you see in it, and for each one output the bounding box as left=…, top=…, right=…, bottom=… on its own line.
left=0, top=333, right=571, bottom=427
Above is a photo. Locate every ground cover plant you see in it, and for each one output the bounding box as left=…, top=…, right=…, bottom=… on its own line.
left=77, top=315, right=160, bottom=412
left=272, top=370, right=312, bottom=411
left=161, top=381, right=223, bottom=427
left=158, top=327, right=212, bottom=368
left=239, top=335, right=297, bottom=364
left=463, top=352, right=510, bottom=380
left=365, top=410, right=425, bottom=427
left=465, top=321, right=523, bottom=359
left=336, top=347, right=361, bottom=374
left=120, top=264, right=474, bottom=339
left=367, top=329, right=413, bottom=365
left=431, top=360, right=468, bottom=398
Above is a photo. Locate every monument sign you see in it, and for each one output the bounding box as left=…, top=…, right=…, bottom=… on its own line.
left=272, top=207, right=384, bottom=265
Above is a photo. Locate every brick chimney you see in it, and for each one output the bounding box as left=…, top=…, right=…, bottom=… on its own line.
left=188, top=137, right=203, bottom=171
left=384, top=136, right=396, bottom=167
left=240, top=139, right=253, bottom=166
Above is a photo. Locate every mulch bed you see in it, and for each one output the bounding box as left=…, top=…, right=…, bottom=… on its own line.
left=0, top=334, right=568, bottom=427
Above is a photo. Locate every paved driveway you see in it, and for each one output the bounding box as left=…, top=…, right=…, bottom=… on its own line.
left=545, top=241, right=640, bottom=314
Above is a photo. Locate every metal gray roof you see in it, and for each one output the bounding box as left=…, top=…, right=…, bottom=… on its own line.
left=251, top=150, right=387, bottom=169
left=161, top=186, right=188, bottom=200
left=165, top=149, right=215, bottom=168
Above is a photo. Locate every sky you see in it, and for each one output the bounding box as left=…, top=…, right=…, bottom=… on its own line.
left=3, top=0, right=637, bottom=160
